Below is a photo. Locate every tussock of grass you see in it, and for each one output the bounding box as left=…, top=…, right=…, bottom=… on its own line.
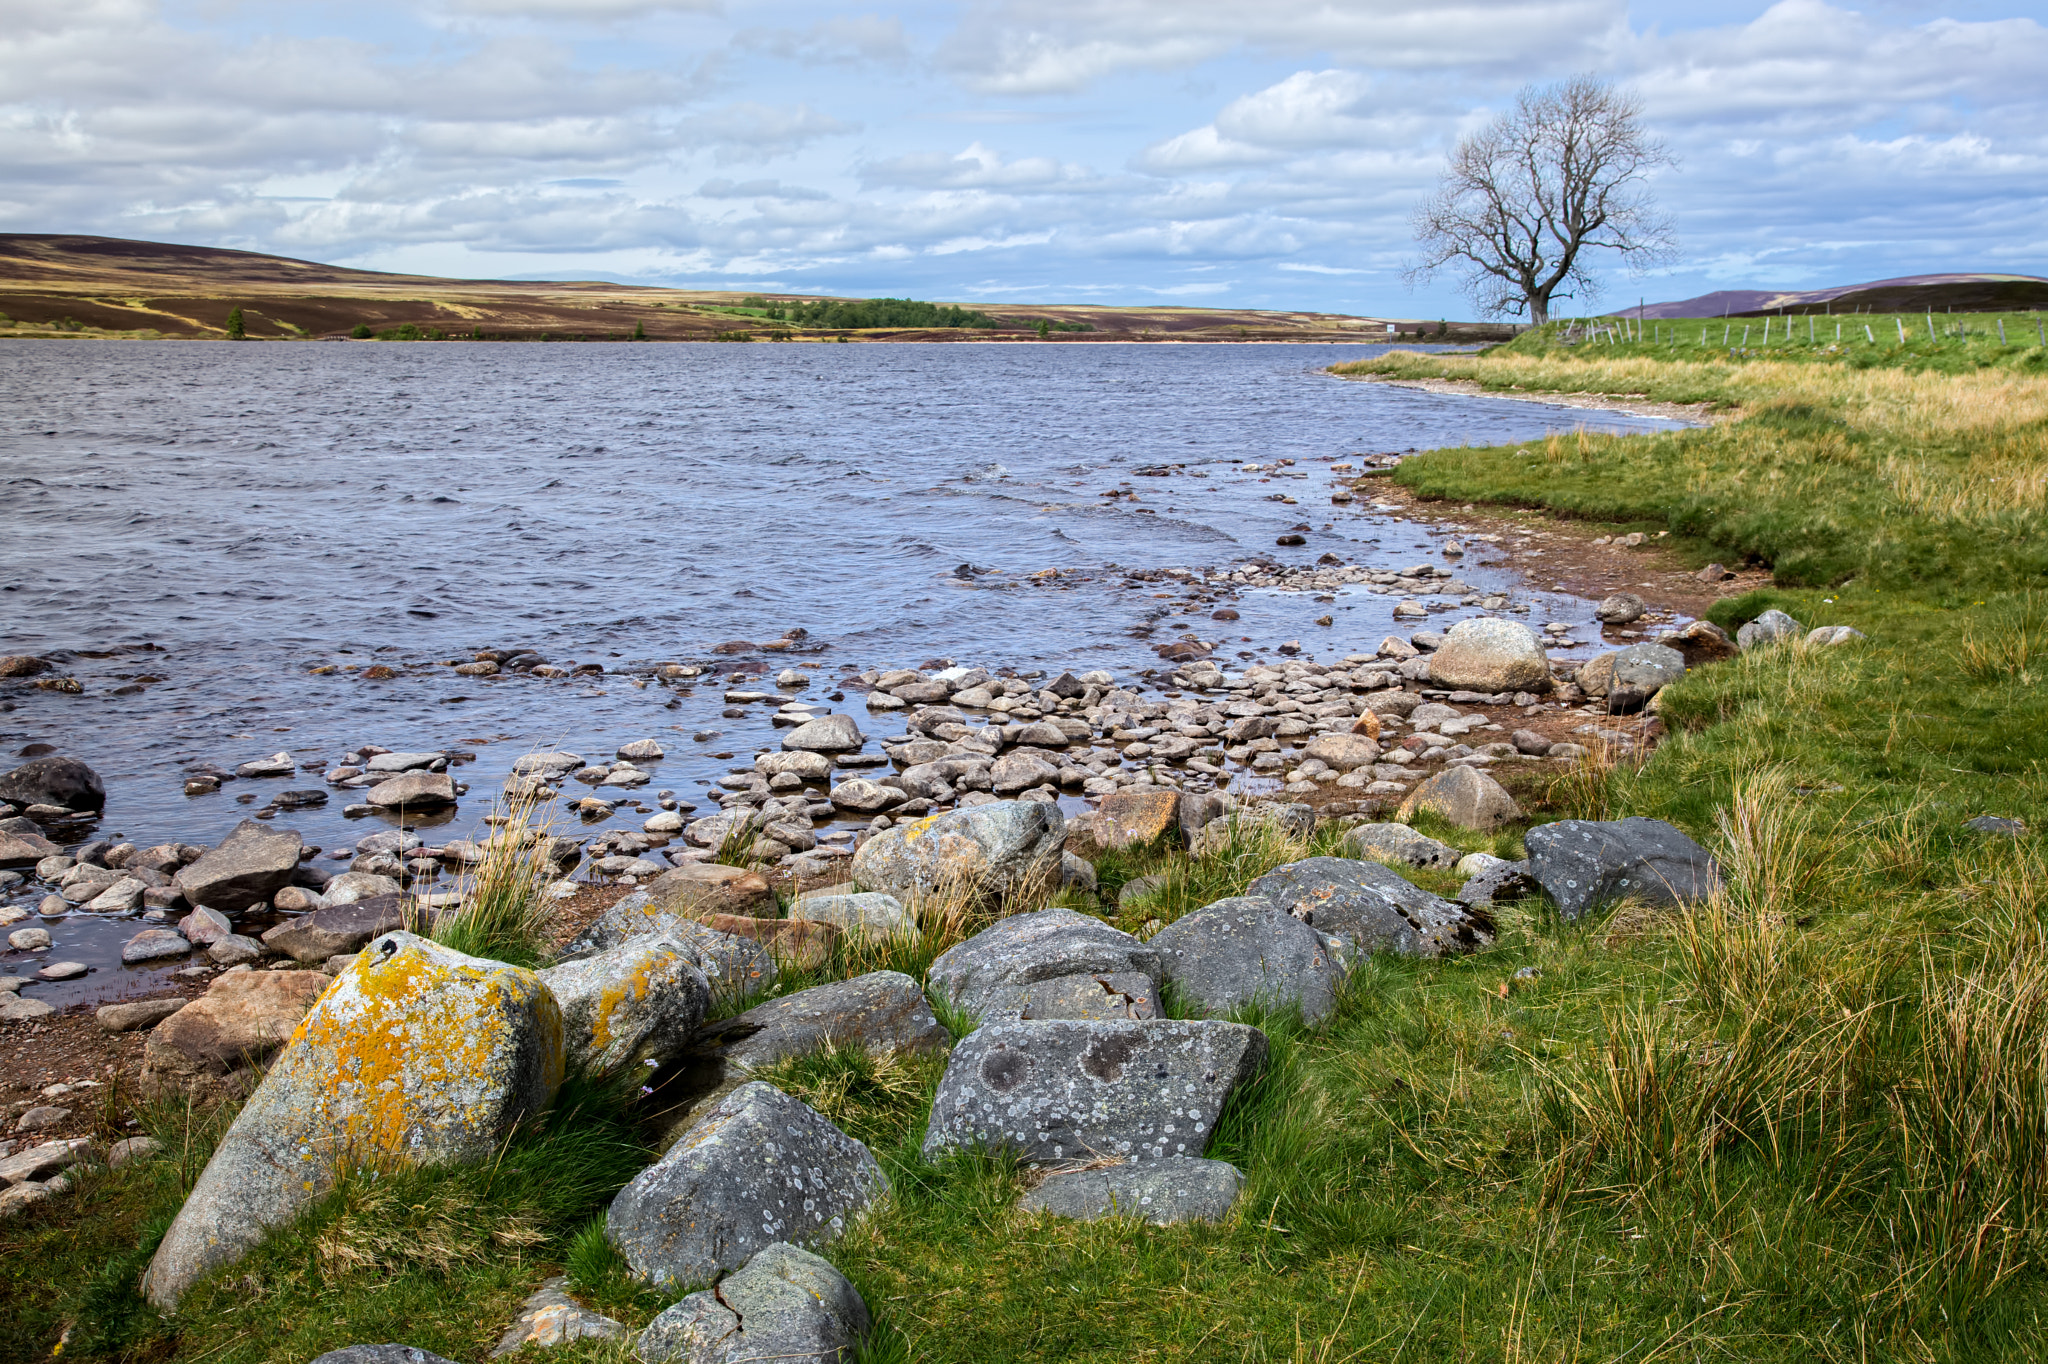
left=432, top=796, right=559, bottom=967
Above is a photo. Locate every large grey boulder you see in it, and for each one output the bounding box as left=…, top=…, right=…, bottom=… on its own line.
left=538, top=933, right=711, bottom=1077
left=1246, top=857, right=1492, bottom=956
left=1148, top=897, right=1345, bottom=1024
left=143, top=933, right=564, bottom=1309
left=1524, top=817, right=1724, bottom=919
left=851, top=800, right=1065, bottom=908
left=1427, top=618, right=1549, bottom=692
left=607, top=1082, right=886, bottom=1289
left=783, top=714, right=864, bottom=753
left=0, top=756, right=105, bottom=811
left=563, top=889, right=778, bottom=999
left=928, top=908, right=1160, bottom=1022
left=260, top=896, right=409, bottom=963
left=1344, top=823, right=1459, bottom=870
left=1019, top=1157, right=1243, bottom=1225
left=1609, top=643, right=1688, bottom=693
left=1736, top=608, right=1804, bottom=650
left=174, top=818, right=302, bottom=912
left=638, top=1242, right=869, bottom=1364
left=923, top=1019, right=1266, bottom=1166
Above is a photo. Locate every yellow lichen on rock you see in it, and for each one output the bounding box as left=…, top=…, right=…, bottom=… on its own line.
left=142, top=932, right=565, bottom=1311
left=538, top=933, right=709, bottom=1079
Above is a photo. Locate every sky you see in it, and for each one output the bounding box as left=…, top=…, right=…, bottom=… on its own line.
left=1, top=0, right=2043, bottom=317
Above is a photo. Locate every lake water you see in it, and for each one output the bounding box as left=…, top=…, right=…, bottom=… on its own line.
left=0, top=339, right=1683, bottom=1004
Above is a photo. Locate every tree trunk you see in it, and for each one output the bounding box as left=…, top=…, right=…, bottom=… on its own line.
left=1527, top=293, right=1549, bottom=327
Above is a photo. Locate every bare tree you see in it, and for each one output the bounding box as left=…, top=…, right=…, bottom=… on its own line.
left=1408, top=77, right=1675, bottom=326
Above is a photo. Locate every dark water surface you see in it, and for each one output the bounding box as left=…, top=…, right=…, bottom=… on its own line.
left=0, top=340, right=1682, bottom=1003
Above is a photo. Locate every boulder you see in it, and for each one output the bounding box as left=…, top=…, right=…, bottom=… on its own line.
left=1609, top=643, right=1687, bottom=694
left=365, top=772, right=458, bottom=810
left=0, top=756, right=105, bottom=812
left=179, top=906, right=233, bottom=946
left=538, top=934, right=711, bottom=1077
left=174, top=818, right=302, bottom=912
left=1344, top=823, right=1460, bottom=870
left=1457, top=859, right=1538, bottom=907
left=1396, top=767, right=1522, bottom=831
left=142, top=933, right=564, bottom=1308
left=1084, top=789, right=1182, bottom=852
left=1301, top=732, right=1380, bottom=771
left=1656, top=619, right=1740, bottom=664
left=700, top=915, right=838, bottom=972
left=923, top=1019, right=1266, bottom=1166
left=1149, top=897, right=1345, bottom=1024
left=637, top=1241, right=869, bottom=1364
left=1523, top=817, right=1724, bottom=919
left=1246, top=857, right=1492, bottom=956
left=1594, top=593, right=1645, bottom=624
left=758, top=750, right=833, bottom=781
left=851, top=800, right=1065, bottom=908
left=1427, top=618, right=1549, bottom=692
left=324, top=871, right=403, bottom=904
left=607, top=1081, right=886, bottom=1289
left=1189, top=804, right=1315, bottom=858
left=928, top=908, right=1160, bottom=1022
left=141, top=970, right=329, bottom=1088
left=783, top=714, right=864, bottom=753
left=1736, top=609, right=1805, bottom=650
left=990, top=751, right=1060, bottom=794
left=261, top=896, right=410, bottom=964
left=1019, top=1157, right=1243, bottom=1225
left=789, top=891, right=916, bottom=939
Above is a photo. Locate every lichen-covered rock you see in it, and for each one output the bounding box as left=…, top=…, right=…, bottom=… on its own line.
left=789, top=891, right=916, bottom=939
left=923, top=1019, right=1266, bottom=1166
left=851, top=800, right=1065, bottom=908
left=928, top=908, right=1160, bottom=1022
left=1019, top=1156, right=1243, bottom=1225
left=310, top=1349, right=461, bottom=1364
left=538, top=933, right=710, bottom=1077
left=1246, top=857, right=1492, bottom=956
left=1343, top=823, right=1460, bottom=870
left=1396, top=767, right=1522, bottom=831
left=140, top=970, right=329, bottom=1089
left=637, top=1241, right=869, bottom=1364
left=1736, top=609, right=1805, bottom=650
left=174, top=818, right=302, bottom=912
left=564, top=896, right=777, bottom=1001
left=142, top=933, right=564, bottom=1309
left=1148, top=897, right=1345, bottom=1024
left=1524, top=817, right=1724, bottom=919
left=607, top=1082, right=886, bottom=1290
left=488, top=1276, right=626, bottom=1358
left=1608, top=643, right=1688, bottom=693
left=1427, top=618, right=1549, bottom=692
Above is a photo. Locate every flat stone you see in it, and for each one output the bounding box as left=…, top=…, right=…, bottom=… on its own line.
left=1019, top=1156, right=1244, bottom=1225
left=1149, top=897, right=1345, bottom=1024
left=1343, top=823, right=1460, bottom=869
left=0, top=829, right=62, bottom=868
left=787, top=891, right=915, bottom=939
left=489, top=1276, right=627, bottom=1358
left=1246, top=857, right=1492, bottom=956
left=1301, top=732, right=1380, bottom=771
left=36, top=960, right=88, bottom=981
left=607, top=1081, right=886, bottom=1290
left=143, top=933, right=565, bottom=1309
left=929, top=908, right=1160, bottom=1022
left=637, top=1241, right=869, bottom=1364
left=97, top=997, right=190, bottom=1032
left=695, top=971, right=950, bottom=1076
left=923, top=1019, right=1266, bottom=1166
left=1523, top=817, right=1724, bottom=919
left=0, top=1138, right=91, bottom=1185
left=364, top=751, right=442, bottom=773
left=235, top=752, right=297, bottom=778
left=324, top=871, right=403, bottom=904
left=365, top=772, right=458, bottom=809
left=310, top=1349, right=461, bottom=1364
left=142, top=969, right=329, bottom=1086
left=260, top=896, right=410, bottom=964
left=1964, top=815, right=2026, bottom=837
left=122, top=929, right=193, bottom=964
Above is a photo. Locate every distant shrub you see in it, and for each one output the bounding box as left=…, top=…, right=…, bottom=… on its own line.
left=713, top=330, right=754, bottom=342
left=377, top=322, right=424, bottom=341
left=225, top=306, right=245, bottom=340
left=350, top=324, right=371, bottom=338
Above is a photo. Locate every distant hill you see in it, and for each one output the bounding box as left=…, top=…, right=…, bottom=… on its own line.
left=1640, top=272, right=2048, bottom=319
left=0, top=233, right=1464, bottom=343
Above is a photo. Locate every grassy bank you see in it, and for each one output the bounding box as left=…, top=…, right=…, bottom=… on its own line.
left=7, top=340, right=2046, bottom=1363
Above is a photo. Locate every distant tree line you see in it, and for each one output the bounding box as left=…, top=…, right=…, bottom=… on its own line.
left=745, top=296, right=1000, bottom=330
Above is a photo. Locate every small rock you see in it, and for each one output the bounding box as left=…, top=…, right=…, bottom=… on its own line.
left=1019, top=1157, right=1244, bottom=1225
left=8, top=927, right=51, bottom=951
left=1595, top=592, right=1646, bottom=623
left=637, top=1241, right=868, bottom=1364
left=365, top=771, right=458, bottom=810
left=15, top=1105, right=71, bottom=1133
left=1736, top=609, right=1805, bottom=650
left=788, top=891, right=916, bottom=939
left=108, top=1135, right=164, bottom=1168
left=209, top=933, right=265, bottom=966
left=122, top=928, right=193, bottom=964
left=489, top=1276, right=627, bottom=1358
left=1807, top=625, right=1866, bottom=646
left=96, top=997, right=188, bottom=1032
left=35, top=960, right=87, bottom=981
left=1963, top=815, right=2025, bottom=838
